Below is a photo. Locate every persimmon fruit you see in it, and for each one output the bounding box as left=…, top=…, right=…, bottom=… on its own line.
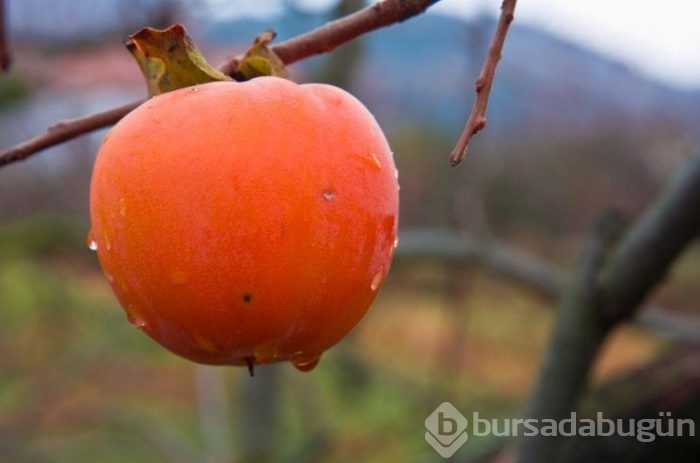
left=89, top=77, right=399, bottom=371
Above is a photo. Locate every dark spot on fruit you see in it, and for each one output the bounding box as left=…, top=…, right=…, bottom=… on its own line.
left=243, top=293, right=253, bottom=303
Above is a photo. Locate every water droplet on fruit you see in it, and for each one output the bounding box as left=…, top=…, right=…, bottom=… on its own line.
left=394, top=168, right=399, bottom=179
left=85, top=231, right=97, bottom=250
left=255, top=344, right=278, bottom=364
left=366, top=150, right=382, bottom=171
left=321, top=189, right=337, bottom=201
left=119, top=198, right=127, bottom=217
left=370, top=271, right=384, bottom=291
left=125, top=304, right=146, bottom=329
left=104, top=231, right=112, bottom=251
left=292, top=353, right=321, bottom=372
left=193, top=333, right=217, bottom=353
left=393, top=237, right=399, bottom=249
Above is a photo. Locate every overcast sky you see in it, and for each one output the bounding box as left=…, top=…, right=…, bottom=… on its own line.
left=203, top=0, right=700, bottom=90
left=432, top=0, right=700, bottom=90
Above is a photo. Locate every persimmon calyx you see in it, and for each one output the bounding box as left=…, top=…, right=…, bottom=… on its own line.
left=125, top=24, right=289, bottom=97
left=125, top=23, right=232, bottom=97
left=231, top=30, right=289, bottom=81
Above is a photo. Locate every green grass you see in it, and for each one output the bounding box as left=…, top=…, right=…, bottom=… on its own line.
left=0, top=75, right=31, bottom=108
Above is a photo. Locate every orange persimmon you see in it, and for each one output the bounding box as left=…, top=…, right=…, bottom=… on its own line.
left=89, top=77, right=399, bottom=371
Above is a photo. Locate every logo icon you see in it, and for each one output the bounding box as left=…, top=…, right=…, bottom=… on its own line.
left=425, top=402, right=469, bottom=457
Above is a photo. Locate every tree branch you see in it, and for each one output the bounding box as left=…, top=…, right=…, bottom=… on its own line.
left=396, top=228, right=700, bottom=344
left=600, top=155, right=700, bottom=326
left=271, top=0, right=439, bottom=66
left=636, top=307, right=700, bottom=343
left=395, top=228, right=564, bottom=298
left=450, top=0, right=517, bottom=166
left=515, top=155, right=700, bottom=463
left=514, top=213, right=623, bottom=463
left=0, top=0, right=10, bottom=71
left=0, top=0, right=441, bottom=169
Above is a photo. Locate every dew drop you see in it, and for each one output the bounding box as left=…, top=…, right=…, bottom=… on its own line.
left=125, top=304, right=147, bottom=329
left=394, top=168, right=399, bottom=179
left=255, top=344, right=279, bottom=364
left=119, top=198, right=127, bottom=217
left=85, top=231, right=98, bottom=251
left=367, top=150, right=382, bottom=171
left=393, top=237, right=399, bottom=249
left=370, top=271, right=385, bottom=291
left=321, top=188, right=337, bottom=201
left=292, top=353, right=321, bottom=372
left=104, top=231, right=112, bottom=251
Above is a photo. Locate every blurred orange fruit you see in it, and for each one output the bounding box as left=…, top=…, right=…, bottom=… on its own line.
left=89, top=77, right=399, bottom=371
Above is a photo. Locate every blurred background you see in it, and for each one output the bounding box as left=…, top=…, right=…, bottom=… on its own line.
left=1, top=1, right=698, bottom=462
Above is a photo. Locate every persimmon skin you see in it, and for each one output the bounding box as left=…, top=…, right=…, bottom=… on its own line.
left=89, top=77, right=398, bottom=369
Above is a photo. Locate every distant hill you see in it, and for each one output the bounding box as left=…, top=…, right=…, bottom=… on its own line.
left=9, top=1, right=700, bottom=137
left=198, top=12, right=700, bottom=137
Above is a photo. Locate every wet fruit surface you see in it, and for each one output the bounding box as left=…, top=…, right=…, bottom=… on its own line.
left=89, top=77, right=399, bottom=369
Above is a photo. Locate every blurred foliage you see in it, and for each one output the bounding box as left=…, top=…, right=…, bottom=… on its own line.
left=0, top=215, right=89, bottom=258
left=0, top=75, right=31, bottom=109
left=387, top=125, right=457, bottom=228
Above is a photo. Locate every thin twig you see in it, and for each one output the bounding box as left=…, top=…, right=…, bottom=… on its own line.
left=0, top=101, right=142, bottom=168
left=0, top=0, right=441, bottom=169
left=450, top=0, right=517, bottom=166
left=0, top=0, right=10, bottom=71
left=270, top=0, right=439, bottom=66
left=222, top=0, right=440, bottom=74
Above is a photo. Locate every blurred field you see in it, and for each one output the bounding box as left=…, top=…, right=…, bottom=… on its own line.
left=0, top=215, right=675, bottom=463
